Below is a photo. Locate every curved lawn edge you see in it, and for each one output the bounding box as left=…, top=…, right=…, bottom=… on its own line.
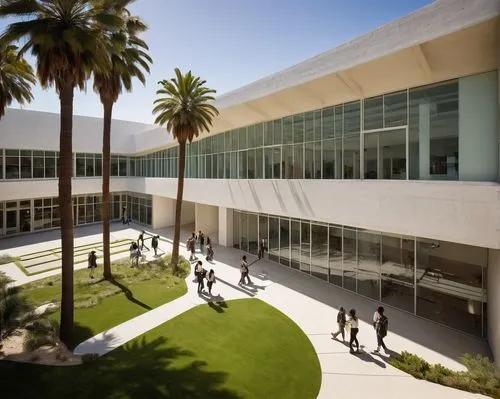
left=122, top=297, right=322, bottom=399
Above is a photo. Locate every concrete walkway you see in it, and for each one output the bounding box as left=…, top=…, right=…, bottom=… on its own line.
left=0, top=223, right=490, bottom=399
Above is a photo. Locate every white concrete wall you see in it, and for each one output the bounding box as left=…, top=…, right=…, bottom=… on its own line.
left=180, top=201, right=195, bottom=226
left=459, top=71, right=499, bottom=182
left=152, top=196, right=175, bottom=229
left=218, top=207, right=233, bottom=247
left=488, top=249, right=500, bottom=366
left=195, top=203, right=218, bottom=242
left=1, top=177, right=499, bottom=249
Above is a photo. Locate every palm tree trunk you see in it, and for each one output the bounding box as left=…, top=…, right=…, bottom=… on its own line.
left=171, top=141, right=186, bottom=268
left=58, top=82, right=75, bottom=349
left=102, top=100, right=113, bottom=280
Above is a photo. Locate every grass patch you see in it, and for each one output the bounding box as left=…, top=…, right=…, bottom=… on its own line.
left=0, top=254, right=18, bottom=265
left=21, top=255, right=191, bottom=346
left=391, top=351, right=500, bottom=398
left=0, top=299, right=321, bottom=399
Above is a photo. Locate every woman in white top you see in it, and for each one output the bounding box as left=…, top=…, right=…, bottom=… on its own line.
left=348, top=308, right=360, bottom=354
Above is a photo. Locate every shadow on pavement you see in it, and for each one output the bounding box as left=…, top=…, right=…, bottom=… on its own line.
left=0, top=336, right=242, bottom=399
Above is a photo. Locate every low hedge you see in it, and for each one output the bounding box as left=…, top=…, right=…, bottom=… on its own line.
left=391, top=351, right=500, bottom=398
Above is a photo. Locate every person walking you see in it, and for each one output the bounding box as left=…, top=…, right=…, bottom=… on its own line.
left=197, top=261, right=206, bottom=293
left=207, top=269, right=216, bottom=295
left=347, top=308, right=360, bottom=354
left=198, top=230, right=205, bottom=254
left=331, top=307, right=346, bottom=341
left=258, top=238, right=267, bottom=259
left=373, top=306, right=389, bottom=354
left=187, top=232, right=196, bottom=261
left=121, top=206, right=126, bottom=224
left=206, top=242, right=214, bottom=262
left=151, top=235, right=159, bottom=256
left=129, top=241, right=140, bottom=267
left=239, top=255, right=252, bottom=285
left=138, top=230, right=149, bottom=251
left=88, top=250, right=97, bottom=279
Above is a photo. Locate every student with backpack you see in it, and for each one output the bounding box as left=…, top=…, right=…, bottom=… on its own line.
left=374, top=306, right=389, bottom=354
left=88, top=250, right=97, bottom=279
left=151, top=235, right=159, bottom=256
left=331, top=307, right=346, bottom=341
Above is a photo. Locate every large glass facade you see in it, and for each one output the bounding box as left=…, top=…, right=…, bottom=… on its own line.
left=233, top=210, right=488, bottom=337
left=0, top=192, right=150, bottom=237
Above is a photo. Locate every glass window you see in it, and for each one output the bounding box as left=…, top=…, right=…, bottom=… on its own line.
left=248, top=213, right=259, bottom=255
left=255, top=123, right=263, bottom=147
left=279, top=218, right=290, bottom=267
left=238, top=151, right=247, bottom=179
left=273, top=119, right=282, bottom=145
left=416, top=239, right=485, bottom=336
left=343, top=228, right=357, bottom=292
left=344, top=101, right=360, bottom=135
left=231, top=130, right=238, bottom=152
left=322, top=139, right=335, bottom=179
left=6, top=150, right=19, bottom=179
left=364, top=96, right=383, bottom=131
left=218, top=153, right=225, bottom=178
left=293, top=144, right=303, bottom=179
left=247, top=149, right=256, bottom=179
left=238, top=127, right=247, bottom=150
left=409, top=81, right=459, bottom=180
left=86, top=154, right=95, bottom=177
left=322, top=107, right=334, bottom=140
left=290, top=220, right=301, bottom=270
left=0, top=150, right=3, bottom=180
left=381, top=234, right=415, bottom=313
left=45, top=152, right=56, bottom=178
left=343, top=136, right=360, bottom=179
left=311, top=224, right=328, bottom=281
left=282, top=145, right=293, bottom=179
left=314, top=110, right=322, bottom=141
left=268, top=217, right=279, bottom=263
left=33, top=152, right=44, bottom=178
left=255, top=148, right=263, bottom=179
left=282, top=116, right=293, bottom=145
left=300, top=221, right=310, bottom=274
left=247, top=125, right=255, bottom=149
left=357, top=230, right=381, bottom=300
left=230, top=152, right=237, bottom=179
left=111, top=156, right=119, bottom=176
left=264, top=122, right=273, bottom=146
left=76, top=153, right=85, bottom=177
left=240, top=212, right=248, bottom=251
left=304, top=142, right=314, bottom=179
left=304, top=112, right=314, bottom=142
left=329, top=226, right=343, bottom=287
left=384, top=90, right=407, bottom=127
left=293, top=114, right=304, bottom=143
left=334, top=105, right=343, bottom=138
left=21, top=151, right=31, bottom=179
left=119, top=157, right=127, bottom=176
left=258, top=214, right=268, bottom=250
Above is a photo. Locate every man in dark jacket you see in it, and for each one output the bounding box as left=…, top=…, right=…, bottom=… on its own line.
left=331, top=307, right=346, bottom=341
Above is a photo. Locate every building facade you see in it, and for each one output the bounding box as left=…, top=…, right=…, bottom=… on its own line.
left=0, top=0, right=499, bottom=362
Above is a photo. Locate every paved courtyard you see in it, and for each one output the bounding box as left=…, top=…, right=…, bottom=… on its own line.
left=0, top=222, right=491, bottom=399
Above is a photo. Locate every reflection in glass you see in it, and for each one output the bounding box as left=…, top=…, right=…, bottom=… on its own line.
left=416, top=239, right=485, bottom=336
left=293, top=144, right=303, bottom=179
left=282, top=145, right=293, bottom=179
left=364, top=129, right=406, bottom=179
left=343, top=136, right=360, bottom=179
left=279, top=218, right=290, bottom=267
left=248, top=213, right=258, bottom=255
left=268, top=217, right=279, bottom=263
left=311, top=224, right=328, bottom=281
left=258, top=215, right=268, bottom=251
left=329, top=226, right=342, bottom=287
left=300, top=221, right=310, bottom=274
left=290, top=220, right=301, bottom=270
left=240, top=212, right=248, bottom=252
left=357, top=231, right=380, bottom=300
left=343, top=228, right=356, bottom=292
left=233, top=211, right=240, bottom=249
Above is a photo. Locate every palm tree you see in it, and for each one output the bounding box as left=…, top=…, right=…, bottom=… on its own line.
left=0, top=0, right=124, bottom=348
left=0, top=41, right=35, bottom=119
left=153, top=69, right=219, bottom=269
left=94, top=8, right=151, bottom=280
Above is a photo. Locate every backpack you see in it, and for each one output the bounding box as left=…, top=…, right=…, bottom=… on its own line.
left=337, top=311, right=346, bottom=325
left=378, top=315, right=389, bottom=338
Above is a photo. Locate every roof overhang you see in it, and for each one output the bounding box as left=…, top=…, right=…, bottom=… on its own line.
left=208, top=0, right=500, bottom=136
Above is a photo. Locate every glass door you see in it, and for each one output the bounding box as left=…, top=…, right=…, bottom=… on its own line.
left=6, top=209, right=17, bottom=235
left=363, top=127, right=407, bottom=179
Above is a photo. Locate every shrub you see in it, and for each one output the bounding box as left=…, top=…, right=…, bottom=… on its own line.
left=0, top=254, right=15, bottom=265
left=391, top=351, right=500, bottom=398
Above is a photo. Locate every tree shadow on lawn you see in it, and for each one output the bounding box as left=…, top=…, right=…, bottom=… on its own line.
left=108, top=277, right=152, bottom=311
left=0, top=336, right=241, bottom=399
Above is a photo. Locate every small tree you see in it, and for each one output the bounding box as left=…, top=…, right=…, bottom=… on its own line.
left=153, top=69, right=219, bottom=268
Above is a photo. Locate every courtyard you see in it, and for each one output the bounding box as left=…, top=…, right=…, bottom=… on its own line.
left=0, top=222, right=492, bottom=398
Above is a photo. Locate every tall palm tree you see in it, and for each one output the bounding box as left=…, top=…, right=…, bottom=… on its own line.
left=94, top=7, right=151, bottom=280
left=153, top=69, right=219, bottom=269
left=0, top=41, right=35, bottom=119
left=0, top=0, right=124, bottom=348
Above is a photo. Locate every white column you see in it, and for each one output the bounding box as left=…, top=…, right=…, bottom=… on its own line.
left=488, top=249, right=500, bottom=366
left=195, top=203, right=219, bottom=240
left=418, top=102, right=430, bottom=180
left=151, top=195, right=175, bottom=229
left=218, top=207, right=233, bottom=247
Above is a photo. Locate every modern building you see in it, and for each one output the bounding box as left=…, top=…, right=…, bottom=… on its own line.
left=0, top=0, right=499, bottom=363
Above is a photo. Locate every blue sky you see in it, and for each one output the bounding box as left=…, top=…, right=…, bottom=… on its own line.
left=3, top=0, right=433, bottom=124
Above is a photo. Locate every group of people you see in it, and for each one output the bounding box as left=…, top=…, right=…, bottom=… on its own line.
left=129, top=230, right=161, bottom=266
left=331, top=306, right=389, bottom=355
left=194, top=261, right=216, bottom=295
left=186, top=231, right=214, bottom=262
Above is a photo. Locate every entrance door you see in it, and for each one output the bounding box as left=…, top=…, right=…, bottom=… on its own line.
left=363, top=127, right=407, bottom=179
left=6, top=210, right=17, bottom=235
left=19, top=208, right=31, bottom=232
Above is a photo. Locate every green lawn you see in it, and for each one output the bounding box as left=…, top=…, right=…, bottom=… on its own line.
left=0, top=299, right=321, bottom=399
left=21, top=256, right=189, bottom=346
